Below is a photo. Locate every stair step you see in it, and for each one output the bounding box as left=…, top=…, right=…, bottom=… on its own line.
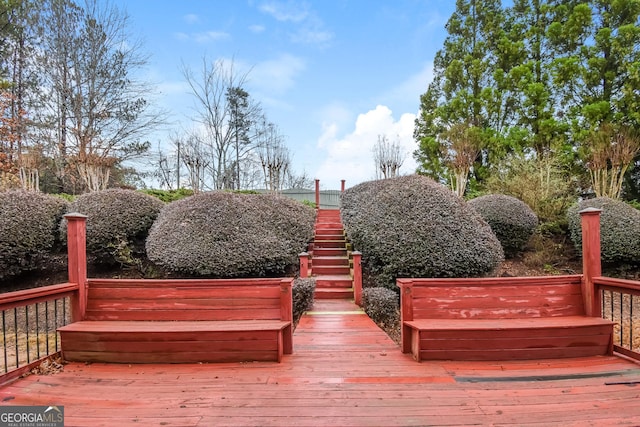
left=313, top=240, right=347, bottom=248
left=312, top=256, right=349, bottom=266
left=315, top=275, right=353, bottom=288
left=314, top=288, right=354, bottom=299
left=314, top=235, right=345, bottom=241
left=311, top=248, right=347, bottom=257
left=314, top=228, right=344, bottom=236
left=313, top=265, right=351, bottom=275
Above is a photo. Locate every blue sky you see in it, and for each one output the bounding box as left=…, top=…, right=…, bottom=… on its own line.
left=113, top=0, right=455, bottom=190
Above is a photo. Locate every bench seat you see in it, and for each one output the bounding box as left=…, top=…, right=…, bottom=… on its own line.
left=59, top=320, right=291, bottom=364
left=405, top=316, right=615, bottom=361
left=58, top=278, right=294, bottom=364
left=398, top=276, right=615, bottom=361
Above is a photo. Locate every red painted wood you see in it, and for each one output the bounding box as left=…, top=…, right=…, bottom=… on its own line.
left=0, top=282, right=77, bottom=311
left=5, top=300, right=640, bottom=426
left=65, top=213, right=87, bottom=321
left=59, top=278, right=293, bottom=364
left=580, top=208, right=602, bottom=317
left=298, top=252, right=310, bottom=278
left=352, top=251, right=362, bottom=306
left=397, top=276, right=615, bottom=360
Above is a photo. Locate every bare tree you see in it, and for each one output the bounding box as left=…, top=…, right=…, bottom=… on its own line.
left=583, top=123, right=640, bottom=199
left=183, top=56, right=259, bottom=190
left=175, top=132, right=208, bottom=193
left=373, top=134, right=405, bottom=179
left=256, top=121, right=290, bottom=192
left=34, top=0, right=163, bottom=192
left=440, top=122, right=482, bottom=197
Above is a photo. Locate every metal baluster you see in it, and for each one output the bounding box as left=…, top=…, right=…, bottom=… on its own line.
left=25, top=306, right=30, bottom=364
left=2, top=311, right=6, bottom=373
left=35, top=303, right=40, bottom=359
left=45, top=300, right=50, bottom=355
left=631, top=295, right=635, bottom=351
left=13, top=308, right=18, bottom=368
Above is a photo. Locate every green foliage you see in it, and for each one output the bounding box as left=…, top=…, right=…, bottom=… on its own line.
left=567, top=197, right=640, bottom=266
left=62, top=189, right=164, bottom=265
left=468, top=194, right=538, bottom=257
left=141, top=188, right=194, bottom=203
left=362, top=287, right=399, bottom=326
left=0, top=190, right=68, bottom=280
left=146, top=192, right=315, bottom=277
left=301, top=199, right=316, bottom=209
left=341, top=175, right=504, bottom=289
left=484, top=153, right=578, bottom=225
left=52, top=193, right=76, bottom=202
left=292, top=278, right=316, bottom=326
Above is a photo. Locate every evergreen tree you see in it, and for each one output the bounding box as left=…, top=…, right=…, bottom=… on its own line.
left=414, top=0, right=508, bottom=190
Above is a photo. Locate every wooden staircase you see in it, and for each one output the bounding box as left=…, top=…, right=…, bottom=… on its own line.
left=309, top=209, right=353, bottom=299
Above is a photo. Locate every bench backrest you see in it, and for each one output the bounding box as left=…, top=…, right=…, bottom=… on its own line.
left=397, top=275, right=585, bottom=320
left=84, top=278, right=293, bottom=322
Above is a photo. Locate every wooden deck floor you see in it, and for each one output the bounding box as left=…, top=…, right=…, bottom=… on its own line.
left=1, top=300, right=640, bottom=426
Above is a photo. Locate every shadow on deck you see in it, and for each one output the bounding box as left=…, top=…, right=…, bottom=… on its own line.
left=1, top=299, right=639, bottom=427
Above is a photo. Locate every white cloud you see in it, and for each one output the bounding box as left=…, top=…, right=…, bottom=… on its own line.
left=173, top=30, right=230, bottom=43
left=251, top=53, right=305, bottom=95
left=193, top=31, right=231, bottom=43
left=249, top=24, right=266, bottom=33
left=259, top=1, right=309, bottom=23
left=183, top=14, right=199, bottom=24
left=258, top=1, right=333, bottom=47
left=381, top=61, right=434, bottom=114
left=314, top=105, right=418, bottom=189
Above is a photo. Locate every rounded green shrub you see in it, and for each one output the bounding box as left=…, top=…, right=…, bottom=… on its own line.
left=62, top=189, right=164, bottom=265
left=146, top=192, right=315, bottom=277
left=292, top=277, right=316, bottom=326
left=567, top=197, right=640, bottom=266
left=341, top=175, right=503, bottom=288
left=362, top=287, right=399, bottom=326
left=0, top=190, right=68, bottom=280
left=468, top=194, right=538, bottom=257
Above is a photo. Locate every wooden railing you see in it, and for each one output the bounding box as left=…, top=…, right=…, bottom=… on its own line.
left=0, top=282, right=77, bottom=385
left=593, top=276, right=640, bottom=361
left=0, top=213, right=86, bottom=386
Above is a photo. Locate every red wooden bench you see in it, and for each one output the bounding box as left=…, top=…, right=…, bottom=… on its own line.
left=58, top=278, right=293, bottom=364
left=397, top=275, right=615, bottom=361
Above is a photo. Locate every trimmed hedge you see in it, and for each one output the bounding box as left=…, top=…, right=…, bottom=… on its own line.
left=292, top=277, right=316, bottom=326
left=468, top=194, right=538, bottom=257
left=341, top=175, right=503, bottom=288
left=0, top=191, right=68, bottom=280
left=567, top=197, right=640, bottom=266
left=362, top=287, right=399, bottom=326
left=62, top=189, right=164, bottom=265
left=146, top=192, right=315, bottom=277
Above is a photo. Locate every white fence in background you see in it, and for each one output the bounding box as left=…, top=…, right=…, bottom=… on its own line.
left=255, top=189, right=342, bottom=209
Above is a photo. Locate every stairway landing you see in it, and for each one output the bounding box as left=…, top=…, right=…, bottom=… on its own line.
left=309, top=209, right=353, bottom=300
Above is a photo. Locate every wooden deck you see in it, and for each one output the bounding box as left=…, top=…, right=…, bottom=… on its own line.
left=1, top=299, right=640, bottom=426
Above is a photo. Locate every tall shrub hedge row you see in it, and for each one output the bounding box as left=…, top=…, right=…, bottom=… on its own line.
left=468, top=194, right=538, bottom=257
left=146, top=192, right=315, bottom=277
left=341, top=175, right=504, bottom=288
left=567, top=197, right=640, bottom=266
left=62, top=189, right=164, bottom=265
left=0, top=190, right=68, bottom=280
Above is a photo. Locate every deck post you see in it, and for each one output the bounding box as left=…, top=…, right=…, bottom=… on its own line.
left=352, top=251, right=362, bottom=306
left=315, top=179, right=320, bottom=209
left=397, top=279, right=414, bottom=354
left=341, top=179, right=345, bottom=192
left=280, top=279, right=294, bottom=355
left=299, top=252, right=310, bottom=278
left=579, top=208, right=602, bottom=317
left=65, top=213, right=88, bottom=322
